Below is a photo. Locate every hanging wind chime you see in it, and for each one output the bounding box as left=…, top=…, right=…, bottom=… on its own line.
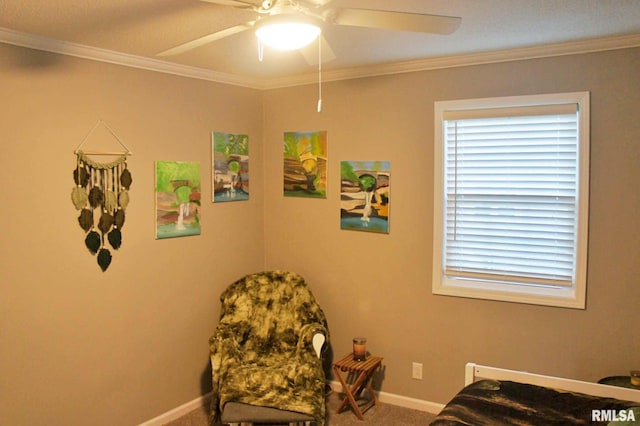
left=71, top=120, right=133, bottom=271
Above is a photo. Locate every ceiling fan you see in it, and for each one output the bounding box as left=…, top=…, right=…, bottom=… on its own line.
left=157, top=0, right=461, bottom=61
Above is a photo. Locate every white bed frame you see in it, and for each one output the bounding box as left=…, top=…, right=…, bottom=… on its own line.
left=465, top=363, right=640, bottom=403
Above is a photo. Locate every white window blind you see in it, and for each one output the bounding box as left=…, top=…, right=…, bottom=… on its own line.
left=443, top=103, right=579, bottom=288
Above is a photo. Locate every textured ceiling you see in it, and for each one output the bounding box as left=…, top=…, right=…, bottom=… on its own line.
left=2, top=0, right=640, bottom=87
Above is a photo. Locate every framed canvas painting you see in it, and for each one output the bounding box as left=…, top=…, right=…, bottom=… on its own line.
left=340, top=161, right=390, bottom=234
left=155, top=160, right=201, bottom=239
left=283, top=130, right=327, bottom=198
left=212, top=131, right=249, bottom=202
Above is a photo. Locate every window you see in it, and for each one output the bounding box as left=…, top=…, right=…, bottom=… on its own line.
left=433, top=92, right=590, bottom=309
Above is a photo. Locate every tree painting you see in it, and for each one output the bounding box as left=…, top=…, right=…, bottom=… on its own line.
left=212, top=131, right=249, bottom=202
left=155, top=161, right=201, bottom=239
left=283, top=131, right=327, bottom=198
left=340, top=161, right=390, bottom=233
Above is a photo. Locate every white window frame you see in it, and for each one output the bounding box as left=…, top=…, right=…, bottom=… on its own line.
left=432, top=92, right=590, bottom=309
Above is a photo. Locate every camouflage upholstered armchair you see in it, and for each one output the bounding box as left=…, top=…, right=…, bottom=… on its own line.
left=209, top=271, right=329, bottom=426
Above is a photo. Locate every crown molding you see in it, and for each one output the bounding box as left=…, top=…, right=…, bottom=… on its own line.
left=2, top=26, right=640, bottom=90
left=0, top=27, right=262, bottom=89
left=263, top=32, right=640, bottom=89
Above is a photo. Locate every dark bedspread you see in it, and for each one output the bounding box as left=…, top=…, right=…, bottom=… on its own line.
left=430, top=379, right=639, bottom=425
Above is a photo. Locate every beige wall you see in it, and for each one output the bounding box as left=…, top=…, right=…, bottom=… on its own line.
left=263, top=48, right=640, bottom=403
left=0, top=44, right=264, bottom=425
left=1, top=40, right=639, bottom=425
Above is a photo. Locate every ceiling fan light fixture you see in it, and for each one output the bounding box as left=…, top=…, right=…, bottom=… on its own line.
left=255, top=14, right=322, bottom=51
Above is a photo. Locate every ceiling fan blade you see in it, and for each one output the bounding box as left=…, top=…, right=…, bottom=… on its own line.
left=299, top=34, right=336, bottom=66
left=157, top=23, right=253, bottom=56
left=199, top=0, right=255, bottom=7
left=333, top=8, right=461, bottom=35
left=302, top=0, right=335, bottom=7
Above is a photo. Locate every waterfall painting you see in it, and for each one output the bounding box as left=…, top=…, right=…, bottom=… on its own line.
left=212, top=131, right=249, bottom=202
left=155, top=160, right=202, bottom=239
left=283, top=130, right=327, bottom=198
left=340, top=161, right=390, bottom=234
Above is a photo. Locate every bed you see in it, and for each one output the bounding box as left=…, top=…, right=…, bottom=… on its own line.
left=430, top=363, right=640, bottom=425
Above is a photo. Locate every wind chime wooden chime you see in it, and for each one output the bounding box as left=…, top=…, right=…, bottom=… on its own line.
left=71, top=120, right=132, bottom=271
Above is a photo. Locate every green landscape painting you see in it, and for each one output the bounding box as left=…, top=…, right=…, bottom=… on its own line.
left=155, top=161, right=201, bottom=239
left=340, top=161, right=390, bottom=233
left=283, top=131, right=327, bottom=198
left=212, top=131, right=249, bottom=202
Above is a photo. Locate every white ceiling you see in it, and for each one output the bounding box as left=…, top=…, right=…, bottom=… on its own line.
left=2, top=0, right=640, bottom=88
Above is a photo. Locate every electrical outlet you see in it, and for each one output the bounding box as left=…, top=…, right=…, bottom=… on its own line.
left=412, top=362, right=423, bottom=380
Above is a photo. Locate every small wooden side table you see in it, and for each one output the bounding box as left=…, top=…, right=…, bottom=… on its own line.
left=333, top=353, right=383, bottom=420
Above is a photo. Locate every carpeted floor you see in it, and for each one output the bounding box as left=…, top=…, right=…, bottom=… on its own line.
left=163, top=390, right=436, bottom=425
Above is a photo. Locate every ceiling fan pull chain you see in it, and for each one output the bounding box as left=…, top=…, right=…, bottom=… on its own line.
left=317, top=36, right=323, bottom=113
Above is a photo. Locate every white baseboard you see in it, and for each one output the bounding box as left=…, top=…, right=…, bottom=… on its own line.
left=328, top=381, right=444, bottom=414
left=138, top=393, right=212, bottom=426
left=139, top=383, right=444, bottom=425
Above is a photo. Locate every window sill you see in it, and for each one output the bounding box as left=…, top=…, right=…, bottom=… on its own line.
left=432, top=276, right=586, bottom=309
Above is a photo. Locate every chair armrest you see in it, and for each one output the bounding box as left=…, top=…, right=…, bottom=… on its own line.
left=298, top=323, right=328, bottom=357
left=209, top=323, right=244, bottom=365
